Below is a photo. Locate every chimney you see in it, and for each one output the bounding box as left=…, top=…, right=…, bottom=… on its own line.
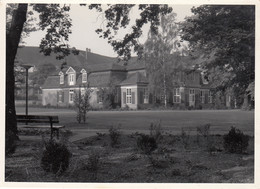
left=85, top=48, right=91, bottom=61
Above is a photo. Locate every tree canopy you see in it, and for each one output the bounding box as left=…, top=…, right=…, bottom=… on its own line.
left=181, top=5, right=255, bottom=102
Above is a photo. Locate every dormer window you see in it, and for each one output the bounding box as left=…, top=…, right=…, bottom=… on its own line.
left=59, top=71, right=64, bottom=84
left=81, top=69, right=87, bottom=83
left=66, top=67, right=76, bottom=86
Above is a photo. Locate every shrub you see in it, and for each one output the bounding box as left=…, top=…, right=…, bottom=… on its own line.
left=109, top=125, right=121, bottom=147
left=137, top=134, right=157, bottom=154
left=149, top=121, right=162, bottom=142
left=180, top=128, right=190, bottom=149
left=85, top=150, right=100, bottom=172
left=223, top=127, right=249, bottom=153
left=41, top=140, right=71, bottom=174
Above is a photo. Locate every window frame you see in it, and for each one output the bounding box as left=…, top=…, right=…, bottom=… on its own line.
left=69, top=89, right=74, bottom=103
left=143, top=88, right=149, bottom=104
left=173, top=88, right=181, bottom=103
left=126, top=88, right=132, bottom=104
left=200, top=90, right=205, bottom=104
left=209, top=91, right=213, bottom=103
left=189, top=89, right=195, bottom=102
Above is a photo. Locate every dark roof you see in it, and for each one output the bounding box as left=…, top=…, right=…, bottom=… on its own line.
left=88, top=72, right=112, bottom=87
left=120, top=72, right=148, bottom=86
left=87, top=63, right=126, bottom=72
left=42, top=76, right=60, bottom=89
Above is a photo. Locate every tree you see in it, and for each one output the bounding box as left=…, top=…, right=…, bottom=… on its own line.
left=30, top=63, right=57, bottom=86
left=74, top=87, right=91, bottom=124
left=181, top=5, right=255, bottom=107
left=144, top=13, right=187, bottom=107
left=6, top=3, right=173, bottom=155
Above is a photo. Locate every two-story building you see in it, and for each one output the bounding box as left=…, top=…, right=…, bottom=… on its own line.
left=38, top=48, right=214, bottom=109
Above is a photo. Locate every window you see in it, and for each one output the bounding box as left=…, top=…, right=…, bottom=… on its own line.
left=69, top=89, right=74, bottom=103
left=173, top=88, right=181, bottom=103
left=144, top=88, right=149, bottom=104
left=189, top=89, right=195, bottom=102
left=59, top=74, right=64, bottom=84
left=82, top=73, right=87, bottom=83
left=68, top=74, right=75, bottom=86
left=209, top=91, right=213, bottom=103
left=200, top=90, right=205, bottom=103
left=126, top=88, right=132, bottom=104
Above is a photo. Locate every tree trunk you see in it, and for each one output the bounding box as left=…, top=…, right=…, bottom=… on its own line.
left=163, top=71, right=167, bottom=108
left=6, top=4, right=28, bottom=142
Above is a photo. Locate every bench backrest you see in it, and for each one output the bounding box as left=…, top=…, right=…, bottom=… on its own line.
left=16, top=115, right=59, bottom=124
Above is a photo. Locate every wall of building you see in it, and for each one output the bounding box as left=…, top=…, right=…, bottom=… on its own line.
left=121, top=85, right=138, bottom=109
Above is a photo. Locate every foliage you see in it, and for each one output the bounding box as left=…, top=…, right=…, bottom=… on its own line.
left=109, top=125, right=121, bottom=147
left=144, top=13, right=189, bottom=107
left=90, top=4, right=173, bottom=60
left=30, top=63, right=57, bottom=86
left=181, top=5, right=255, bottom=103
left=74, top=87, right=91, bottom=123
left=180, top=128, right=190, bottom=149
left=223, top=127, right=249, bottom=154
left=41, top=140, right=71, bottom=174
left=149, top=121, right=163, bottom=142
left=137, top=134, right=157, bottom=154
left=85, top=150, right=101, bottom=175
left=196, top=124, right=211, bottom=138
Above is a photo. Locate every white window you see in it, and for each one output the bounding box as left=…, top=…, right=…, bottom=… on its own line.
left=209, top=91, right=213, bottom=103
left=173, top=88, right=181, bottom=103
left=69, top=89, right=74, bottom=103
left=144, top=88, right=149, bottom=104
left=189, top=89, right=195, bottom=102
left=200, top=90, right=205, bottom=103
left=82, top=73, right=87, bottom=83
left=126, top=88, right=132, bottom=104
left=68, top=74, right=75, bottom=86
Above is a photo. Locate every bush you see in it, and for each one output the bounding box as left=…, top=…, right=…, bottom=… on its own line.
left=223, top=127, right=249, bottom=154
left=41, top=140, right=71, bottom=174
left=109, top=125, right=121, bottom=147
left=137, top=134, right=157, bottom=154
left=149, top=121, right=162, bottom=142
left=85, top=150, right=100, bottom=172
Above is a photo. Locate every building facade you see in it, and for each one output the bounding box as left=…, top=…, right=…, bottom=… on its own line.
left=42, top=50, right=215, bottom=109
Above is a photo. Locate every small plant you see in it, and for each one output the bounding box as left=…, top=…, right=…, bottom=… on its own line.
left=180, top=128, right=190, bottom=149
left=223, top=127, right=249, bottom=154
left=41, top=140, right=71, bottom=174
left=109, top=125, right=121, bottom=147
left=149, top=120, right=163, bottom=142
left=86, top=151, right=100, bottom=171
left=137, top=134, right=157, bottom=154
left=197, top=124, right=211, bottom=138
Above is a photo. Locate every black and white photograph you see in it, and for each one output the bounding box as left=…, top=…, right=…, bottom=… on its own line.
left=3, top=1, right=257, bottom=185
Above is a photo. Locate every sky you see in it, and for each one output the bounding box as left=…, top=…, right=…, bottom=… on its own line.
left=23, top=4, right=196, bottom=57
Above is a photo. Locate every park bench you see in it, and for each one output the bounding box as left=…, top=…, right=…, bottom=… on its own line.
left=16, top=115, right=64, bottom=139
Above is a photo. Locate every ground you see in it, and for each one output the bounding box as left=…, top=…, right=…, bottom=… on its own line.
left=5, top=107, right=254, bottom=183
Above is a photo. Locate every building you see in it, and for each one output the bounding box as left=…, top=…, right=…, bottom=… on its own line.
left=41, top=48, right=216, bottom=109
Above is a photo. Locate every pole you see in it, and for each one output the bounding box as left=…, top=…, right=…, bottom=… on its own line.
left=26, top=68, right=28, bottom=117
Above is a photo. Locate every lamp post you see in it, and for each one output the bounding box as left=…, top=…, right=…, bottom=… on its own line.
left=20, top=64, right=33, bottom=120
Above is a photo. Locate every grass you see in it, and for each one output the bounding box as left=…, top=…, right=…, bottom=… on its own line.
left=16, top=107, right=254, bottom=136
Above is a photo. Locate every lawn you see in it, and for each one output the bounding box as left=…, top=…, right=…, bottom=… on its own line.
left=16, top=107, right=254, bottom=138
left=7, top=107, right=254, bottom=183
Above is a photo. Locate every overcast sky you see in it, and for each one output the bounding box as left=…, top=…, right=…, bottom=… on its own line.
left=23, top=4, right=196, bottom=57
